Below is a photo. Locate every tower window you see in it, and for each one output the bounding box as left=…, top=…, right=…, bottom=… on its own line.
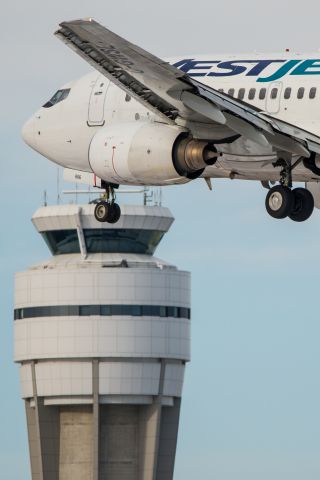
left=14, top=305, right=191, bottom=320
left=83, top=229, right=164, bottom=255
left=132, top=305, right=142, bottom=316
left=41, top=230, right=80, bottom=255
left=168, top=306, right=179, bottom=318
left=41, top=228, right=165, bottom=256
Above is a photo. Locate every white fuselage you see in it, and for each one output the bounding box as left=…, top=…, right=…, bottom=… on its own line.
left=22, top=54, right=320, bottom=184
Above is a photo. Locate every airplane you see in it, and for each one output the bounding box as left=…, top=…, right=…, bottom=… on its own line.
left=22, top=18, right=320, bottom=224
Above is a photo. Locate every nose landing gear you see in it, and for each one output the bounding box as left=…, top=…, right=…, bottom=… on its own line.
left=94, top=185, right=121, bottom=224
left=94, top=201, right=121, bottom=223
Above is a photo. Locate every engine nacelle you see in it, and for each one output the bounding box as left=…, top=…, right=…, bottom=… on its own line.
left=89, top=122, right=217, bottom=186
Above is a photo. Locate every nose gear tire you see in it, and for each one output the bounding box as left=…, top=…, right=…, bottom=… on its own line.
left=94, top=201, right=121, bottom=224
left=94, top=202, right=110, bottom=222
left=265, top=186, right=294, bottom=219
left=107, top=203, right=121, bottom=224
left=289, top=188, right=314, bottom=222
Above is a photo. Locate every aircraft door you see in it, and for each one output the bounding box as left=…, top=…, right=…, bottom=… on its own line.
left=266, top=82, right=283, bottom=114
left=88, top=76, right=109, bottom=126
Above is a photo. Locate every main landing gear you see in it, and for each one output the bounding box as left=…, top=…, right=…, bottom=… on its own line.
left=266, top=186, right=314, bottom=222
left=265, top=153, right=314, bottom=222
left=94, top=185, right=121, bottom=224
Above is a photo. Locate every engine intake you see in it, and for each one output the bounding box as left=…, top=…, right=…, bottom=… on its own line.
left=88, top=122, right=216, bottom=186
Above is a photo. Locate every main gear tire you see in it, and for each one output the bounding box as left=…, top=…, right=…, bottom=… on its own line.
left=106, top=203, right=121, bottom=224
left=265, top=185, right=294, bottom=219
left=289, top=188, right=314, bottom=222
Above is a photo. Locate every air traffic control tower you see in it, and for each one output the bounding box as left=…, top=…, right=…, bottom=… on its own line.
left=14, top=203, right=191, bottom=480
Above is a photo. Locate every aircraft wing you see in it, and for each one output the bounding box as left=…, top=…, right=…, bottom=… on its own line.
left=55, top=18, right=320, bottom=158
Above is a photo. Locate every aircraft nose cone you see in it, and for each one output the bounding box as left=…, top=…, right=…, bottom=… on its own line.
left=22, top=117, right=36, bottom=148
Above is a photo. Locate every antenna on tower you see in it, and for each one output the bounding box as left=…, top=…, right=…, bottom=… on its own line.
left=62, top=185, right=162, bottom=207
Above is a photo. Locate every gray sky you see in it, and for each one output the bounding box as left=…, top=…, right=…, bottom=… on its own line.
left=2, top=1, right=320, bottom=479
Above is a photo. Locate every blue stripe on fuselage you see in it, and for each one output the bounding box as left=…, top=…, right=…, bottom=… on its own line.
left=172, top=59, right=320, bottom=82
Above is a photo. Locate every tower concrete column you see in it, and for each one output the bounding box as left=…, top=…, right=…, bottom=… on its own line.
left=14, top=204, right=191, bottom=480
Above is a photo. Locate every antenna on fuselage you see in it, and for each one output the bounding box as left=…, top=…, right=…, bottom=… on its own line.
left=56, top=167, right=61, bottom=205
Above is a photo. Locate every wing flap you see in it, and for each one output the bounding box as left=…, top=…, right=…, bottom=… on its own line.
left=181, top=91, right=227, bottom=124
left=192, top=80, right=320, bottom=156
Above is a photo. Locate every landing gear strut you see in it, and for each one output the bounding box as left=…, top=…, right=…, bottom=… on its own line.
left=94, top=185, right=121, bottom=224
left=265, top=153, right=314, bottom=222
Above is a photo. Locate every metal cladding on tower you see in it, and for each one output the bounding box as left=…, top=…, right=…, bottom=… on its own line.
left=14, top=203, right=191, bottom=480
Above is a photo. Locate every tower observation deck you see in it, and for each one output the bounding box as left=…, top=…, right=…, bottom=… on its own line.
left=14, top=203, right=191, bottom=480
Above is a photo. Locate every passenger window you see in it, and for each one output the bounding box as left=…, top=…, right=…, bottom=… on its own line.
left=248, top=88, right=256, bottom=100
left=218, top=88, right=224, bottom=93
left=284, top=87, right=291, bottom=99
left=297, top=87, right=305, bottom=99
left=271, top=88, right=278, bottom=99
left=228, top=88, right=235, bottom=97
left=259, top=88, right=266, bottom=100
left=310, top=87, right=317, bottom=99
left=125, top=94, right=132, bottom=102
left=238, top=88, right=245, bottom=100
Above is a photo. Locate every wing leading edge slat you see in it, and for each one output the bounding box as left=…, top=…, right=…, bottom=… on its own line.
left=55, top=20, right=192, bottom=124
left=55, top=19, right=320, bottom=157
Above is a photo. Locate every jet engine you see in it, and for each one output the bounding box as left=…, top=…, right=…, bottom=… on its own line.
left=88, top=122, right=217, bottom=186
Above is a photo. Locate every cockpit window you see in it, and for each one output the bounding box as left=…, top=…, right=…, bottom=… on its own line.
left=43, top=89, right=71, bottom=108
